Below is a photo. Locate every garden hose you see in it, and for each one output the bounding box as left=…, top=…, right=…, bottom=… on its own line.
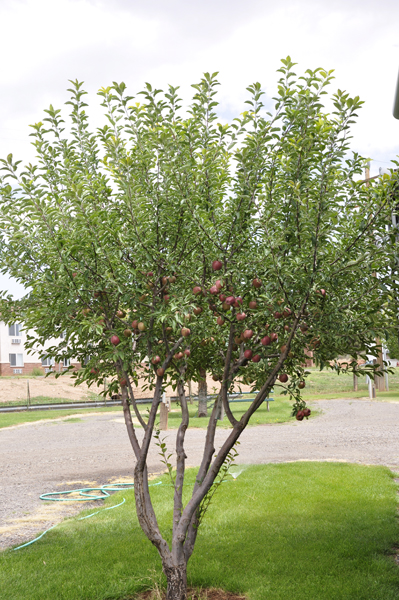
left=13, top=481, right=158, bottom=551
left=13, top=476, right=234, bottom=552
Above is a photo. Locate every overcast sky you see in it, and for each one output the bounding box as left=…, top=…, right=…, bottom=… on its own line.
left=0, top=0, right=398, bottom=297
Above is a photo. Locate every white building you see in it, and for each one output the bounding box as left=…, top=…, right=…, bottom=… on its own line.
left=0, top=322, right=80, bottom=375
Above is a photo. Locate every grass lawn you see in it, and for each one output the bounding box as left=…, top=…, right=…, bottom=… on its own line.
left=2, top=367, right=399, bottom=430
left=0, top=463, right=398, bottom=599
left=291, top=367, right=399, bottom=400
left=0, top=405, right=124, bottom=429
left=0, top=397, right=294, bottom=429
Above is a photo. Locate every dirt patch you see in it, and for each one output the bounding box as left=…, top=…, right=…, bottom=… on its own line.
left=135, top=588, right=246, bottom=600
left=0, top=374, right=103, bottom=404
left=0, top=373, right=252, bottom=405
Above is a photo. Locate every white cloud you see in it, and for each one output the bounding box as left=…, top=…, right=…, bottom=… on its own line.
left=0, top=0, right=398, bottom=173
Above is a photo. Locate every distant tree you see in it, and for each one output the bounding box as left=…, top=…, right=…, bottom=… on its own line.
left=0, top=58, right=396, bottom=599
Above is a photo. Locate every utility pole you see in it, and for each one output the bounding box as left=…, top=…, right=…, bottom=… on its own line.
left=365, top=162, right=380, bottom=396
left=393, top=68, right=399, bottom=119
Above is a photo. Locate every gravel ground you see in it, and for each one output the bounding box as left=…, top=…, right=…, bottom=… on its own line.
left=1, top=398, right=398, bottom=550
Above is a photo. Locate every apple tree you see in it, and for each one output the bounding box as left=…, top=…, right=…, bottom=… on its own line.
left=0, top=58, right=396, bottom=599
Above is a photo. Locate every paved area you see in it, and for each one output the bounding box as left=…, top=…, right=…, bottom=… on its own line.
left=1, top=398, right=398, bottom=550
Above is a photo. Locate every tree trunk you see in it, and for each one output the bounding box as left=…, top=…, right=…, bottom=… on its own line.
left=164, top=562, right=187, bottom=600
left=353, top=369, right=358, bottom=392
left=197, top=367, right=207, bottom=417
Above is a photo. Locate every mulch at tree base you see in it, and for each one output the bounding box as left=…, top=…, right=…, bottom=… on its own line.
left=132, top=588, right=246, bottom=599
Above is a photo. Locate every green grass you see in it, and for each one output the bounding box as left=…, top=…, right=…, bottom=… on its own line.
left=1, top=463, right=398, bottom=599
left=168, top=397, right=294, bottom=429
left=289, top=367, right=399, bottom=400
left=0, top=397, right=295, bottom=430
left=3, top=367, right=399, bottom=430
left=0, top=405, right=122, bottom=429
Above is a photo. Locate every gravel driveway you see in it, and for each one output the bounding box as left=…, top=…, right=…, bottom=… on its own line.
left=1, top=398, right=398, bottom=550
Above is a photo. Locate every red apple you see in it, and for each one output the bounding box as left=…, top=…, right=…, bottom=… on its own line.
left=284, top=325, right=290, bottom=331
left=252, top=354, right=261, bottom=363
left=151, top=356, right=161, bottom=365
left=162, top=276, right=168, bottom=285
left=303, top=408, right=311, bottom=417
left=274, top=311, right=282, bottom=319
left=217, top=316, right=225, bottom=326
left=110, top=335, right=120, bottom=346
left=226, top=296, right=235, bottom=305
left=210, top=285, right=219, bottom=295
left=236, top=312, right=246, bottom=321
left=280, top=344, right=287, bottom=353
left=283, top=309, right=292, bottom=318
left=311, top=337, right=321, bottom=348
left=252, top=278, right=262, bottom=289
left=219, top=293, right=226, bottom=302
left=235, top=296, right=243, bottom=305
left=184, top=348, right=191, bottom=357
left=181, top=327, right=191, bottom=337
left=72, top=272, right=77, bottom=278
left=243, top=329, right=253, bottom=339
left=193, top=286, right=202, bottom=295
left=296, top=410, right=304, bottom=421
left=123, top=328, right=132, bottom=337
left=298, top=381, right=306, bottom=389
left=215, top=279, right=223, bottom=290
left=156, top=367, right=165, bottom=377
left=249, top=301, right=257, bottom=309
left=261, top=335, right=271, bottom=346
left=212, top=260, right=223, bottom=271
left=270, top=332, right=278, bottom=342
left=169, top=275, right=176, bottom=283
left=279, top=373, right=288, bottom=383
left=193, top=307, right=203, bottom=316
left=147, top=271, right=154, bottom=277
left=116, top=310, right=126, bottom=318
left=244, top=349, right=253, bottom=359
left=90, top=368, right=98, bottom=375
left=119, top=378, right=127, bottom=387
left=163, top=295, right=170, bottom=303
left=138, top=322, right=146, bottom=331
left=131, top=320, right=139, bottom=329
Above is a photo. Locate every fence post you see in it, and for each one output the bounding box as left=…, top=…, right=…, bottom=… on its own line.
left=160, top=392, right=169, bottom=430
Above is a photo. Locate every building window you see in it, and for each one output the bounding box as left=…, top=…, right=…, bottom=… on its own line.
left=60, top=331, right=66, bottom=340
left=41, top=356, right=54, bottom=367
left=9, top=324, right=21, bottom=336
left=9, top=353, right=24, bottom=367
left=63, top=358, right=70, bottom=367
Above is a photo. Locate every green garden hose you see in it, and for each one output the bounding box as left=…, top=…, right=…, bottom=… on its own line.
left=14, top=477, right=233, bottom=551
left=14, top=481, right=160, bottom=551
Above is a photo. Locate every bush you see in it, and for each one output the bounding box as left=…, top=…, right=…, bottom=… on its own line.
left=30, top=367, right=44, bottom=376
